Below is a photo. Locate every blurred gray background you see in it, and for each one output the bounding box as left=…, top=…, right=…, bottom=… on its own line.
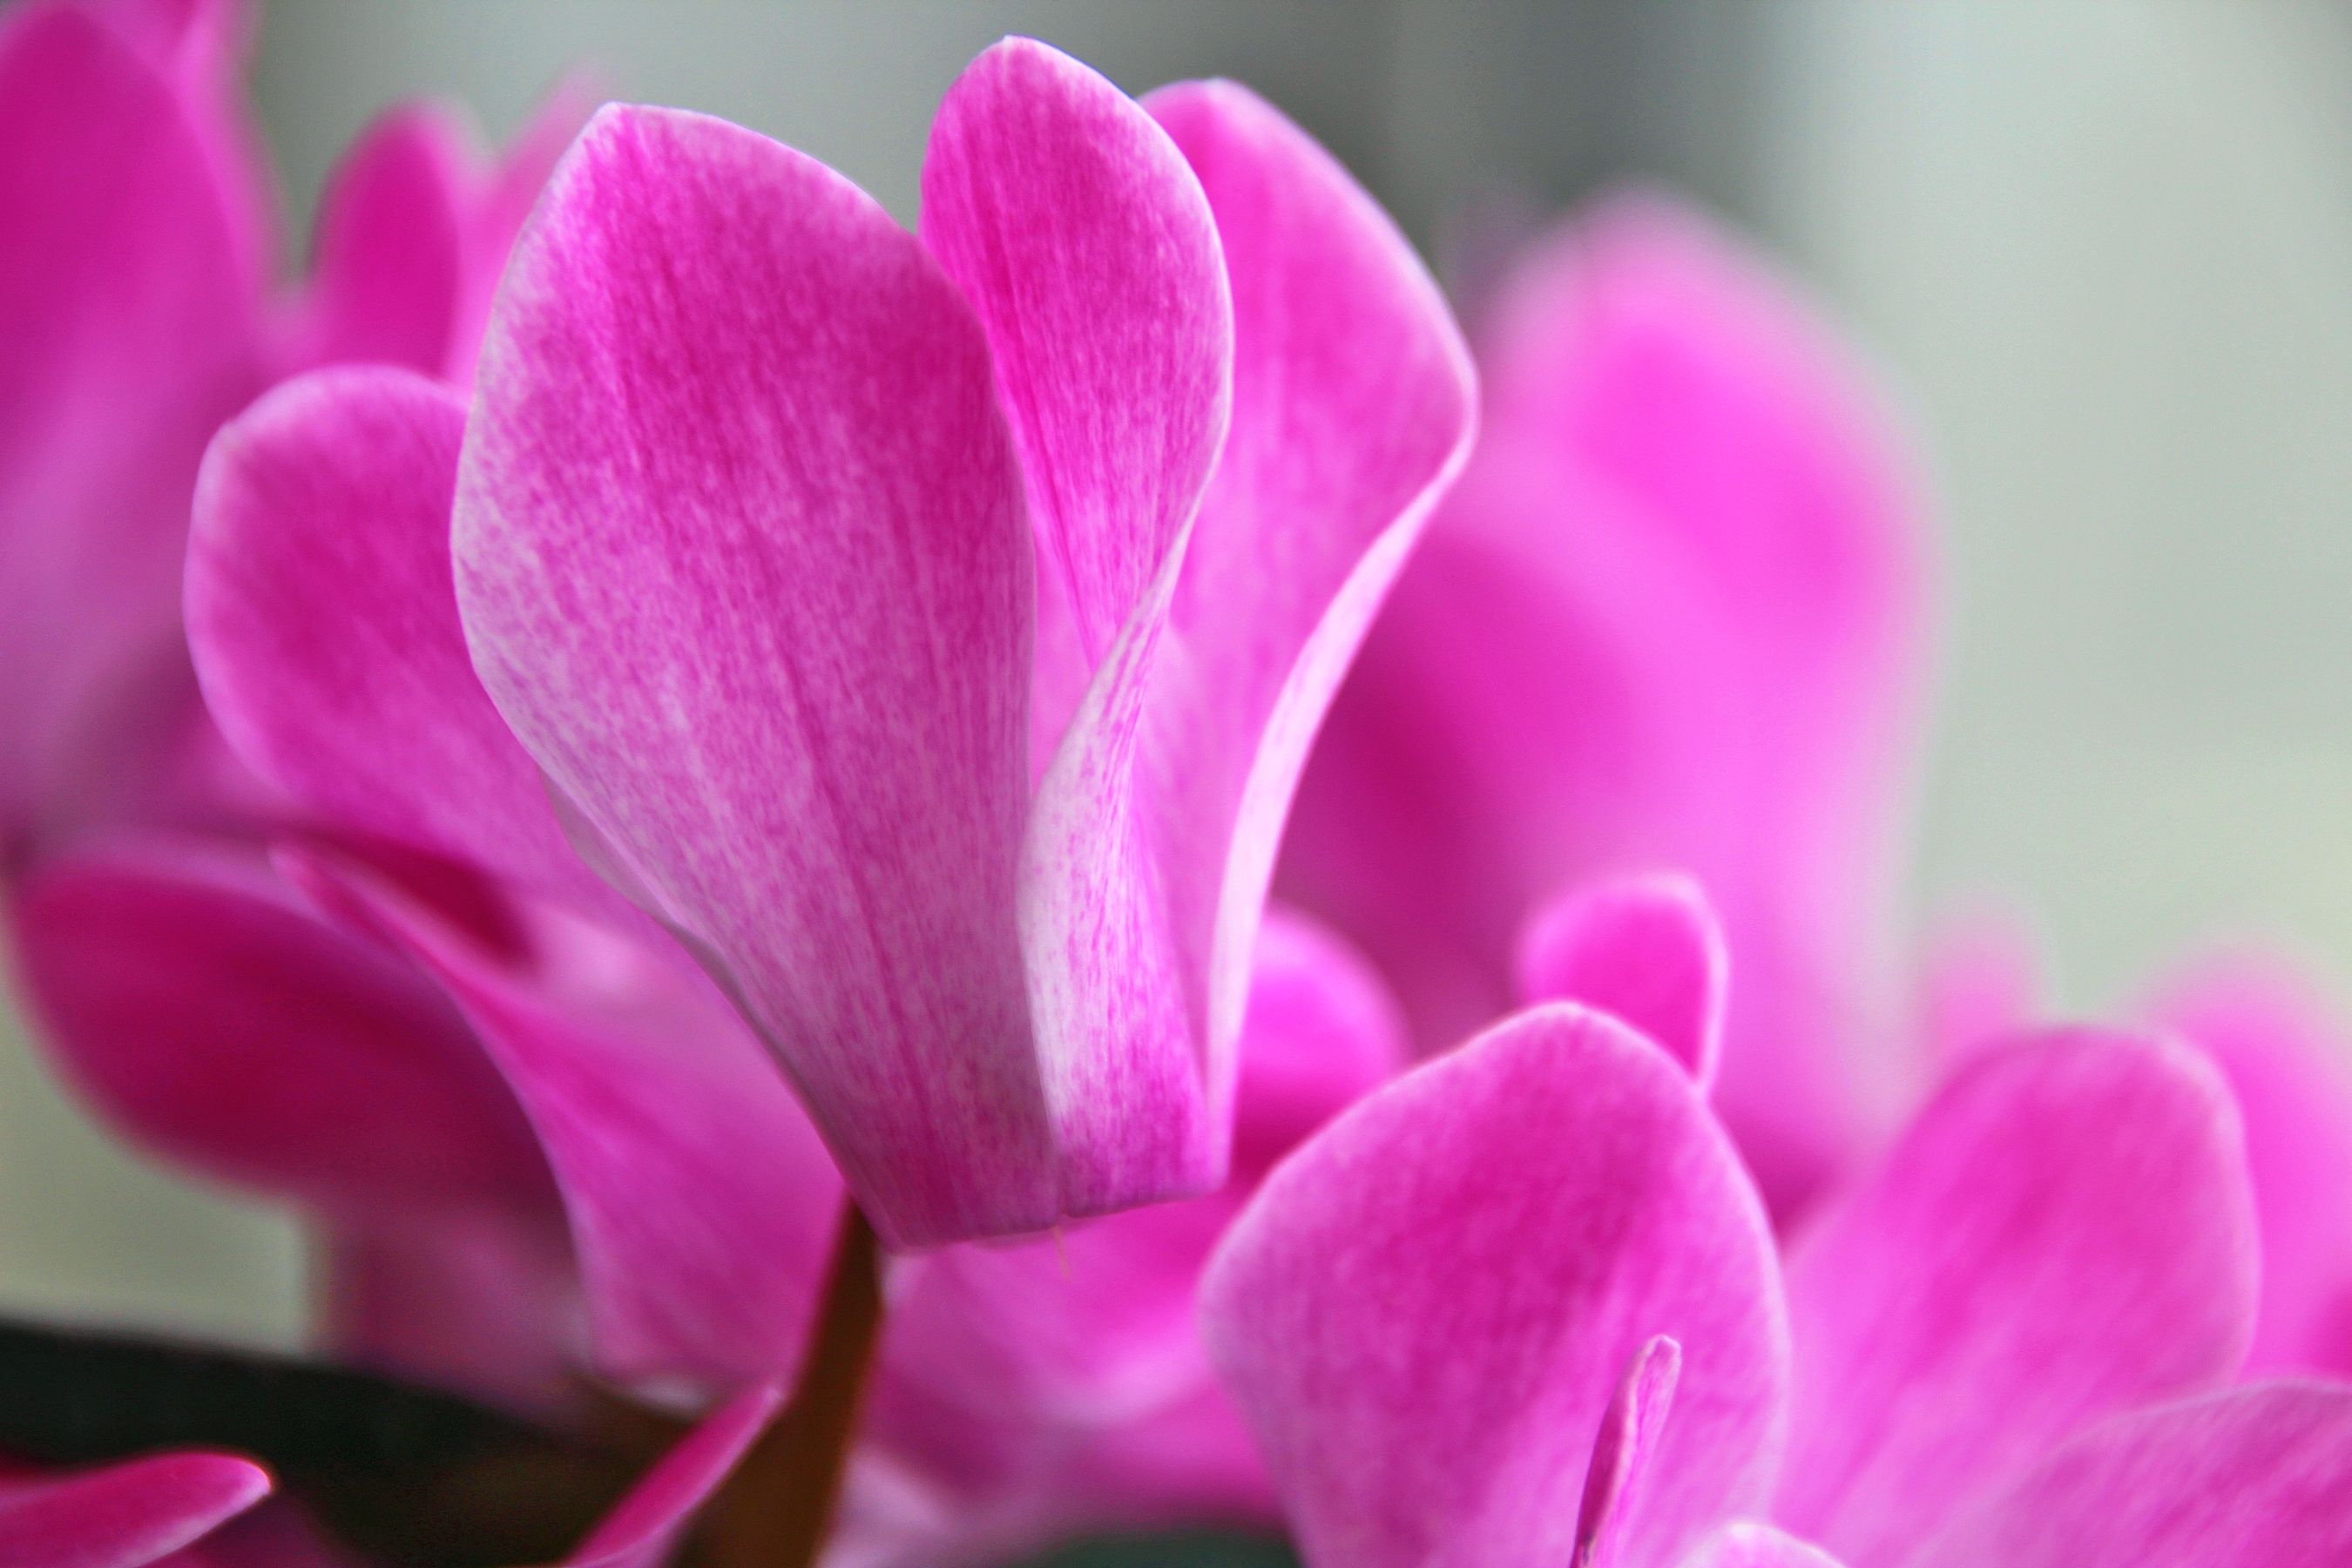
left=3, top=0, right=2351, bottom=1369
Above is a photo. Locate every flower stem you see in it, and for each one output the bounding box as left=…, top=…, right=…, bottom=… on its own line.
left=701, top=1200, right=883, bottom=1568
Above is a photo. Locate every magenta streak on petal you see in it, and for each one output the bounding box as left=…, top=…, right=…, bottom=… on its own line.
left=187, top=367, right=615, bottom=914
left=1574, top=1335, right=1681, bottom=1568
left=1774, top=1027, right=2261, bottom=1563
left=1899, top=1382, right=2352, bottom=1568
left=921, top=37, right=1238, bottom=1218
left=564, top=1381, right=786, bottom=1568
left=1136, top=78, right=1477, bottom=1178
left=0, top=1453, right=270, bottom=1568
left=453, top=103, right=1047, bottom=1247
left=1518, top=872, right=1728, bottom=1090
left=10, top=837, right=555, bottom=1221
left=1200, top=1004, right=1787, bottom=1568
left=282, top=848, right=841, bottom=1389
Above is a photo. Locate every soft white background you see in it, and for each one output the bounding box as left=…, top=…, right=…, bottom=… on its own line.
left=3, top=0, right=2349, bottom=1348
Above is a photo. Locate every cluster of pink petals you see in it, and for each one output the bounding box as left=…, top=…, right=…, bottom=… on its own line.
left=10, top=3, right=2352, bottom=1566
left=1202, top=934, right=2352, bottom=1567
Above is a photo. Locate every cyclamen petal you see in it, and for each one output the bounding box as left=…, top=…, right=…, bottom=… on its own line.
left=564, top=1380, right=785, bottom=1568
left=2152, top=954, right=2352, bottom=1378
left=10, top=838, right=553, bottom=1220
left=1775, top=1027, right=2261, bottom=1562
left=1517, top=871, right=1727, bottom=1088
left=283, top=848, right=841, bottom=1389
left=1199, top=1005, right=1787, bottom=1568
left=456, top=103, right=1046, bottom=1247
left=187, top=367, right=609, bottom=910
left=1141, top=78, right=1478, bottom=1084
left=0, top=1454, right=270, bottom=1568
left=1901, top=1382, right=2352, bottom=1568
left=924, top=37, right=1234, bottom=1215
left=0, top=0, right=260, bottom=857
left=301, top=103, right=470, bottom=374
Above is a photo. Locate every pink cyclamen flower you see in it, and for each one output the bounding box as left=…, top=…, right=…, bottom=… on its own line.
left=177, top=35, right=1473, bottom=1248
left=1200, top=966, right=2352, bottom=1565
left=0, top=0, right=578, bottom=871
left=1278, top=194, right=1928, bottom=1217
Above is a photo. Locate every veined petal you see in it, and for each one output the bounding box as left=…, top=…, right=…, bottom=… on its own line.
left=1776, top=1028, right=2261, bottom=1562
left=1138, top=78, right=1477, bottom=1155
left=1517, top=871, right=1727, bottom=1089
left=2153, top=953, right=2352, bottom=1378
left=1901, top=1382, right=2352, bottom=1568
left=454, top=104, right=1045, bottom=1246
left=187, top=367, right=607, bottom=909
left=0, top=1453, right=270, bottom=1568
left=922, top=34, right=1228, bottom=688
left=1200, top=1005, right=1787, bottom=1568
left=10, top=838, right=553, bottom=1220
left=284, top=849, right=841, bottom=1389
left=922, top=37, right=1235, bottom=1216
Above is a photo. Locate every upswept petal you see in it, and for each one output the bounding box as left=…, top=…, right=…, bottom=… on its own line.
left=922, top=35, right=1228, bottom=687
left=0, top=1, right=259, bottom=855
left=299, top=103, right=470, bottom=374
left=565, top=1380, right=785, bottom=1568
left=10, top=838, right=552, bottom=1220
left=454, top=104, right=1044, bottom=1246
left=1517, top=871, right=1727, bottom=1089
left=2153, top=953, right=2352, bottom=1378
left=1199, top=1005, right=1787, bottom=1568
left=1774, top=1027, right=2261, bottom=1562
left=923, top=37, right=1236, bottom=1216
left=283, top=849, right=841, bottom=1389
left=0, top=1453, right=270, bottom=1568
left=187, top=367, right=606, bottom=909
left=1901, top=1382, right=2352, bottom=1568
left=1138, top=77, right=1477, bottom=1139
